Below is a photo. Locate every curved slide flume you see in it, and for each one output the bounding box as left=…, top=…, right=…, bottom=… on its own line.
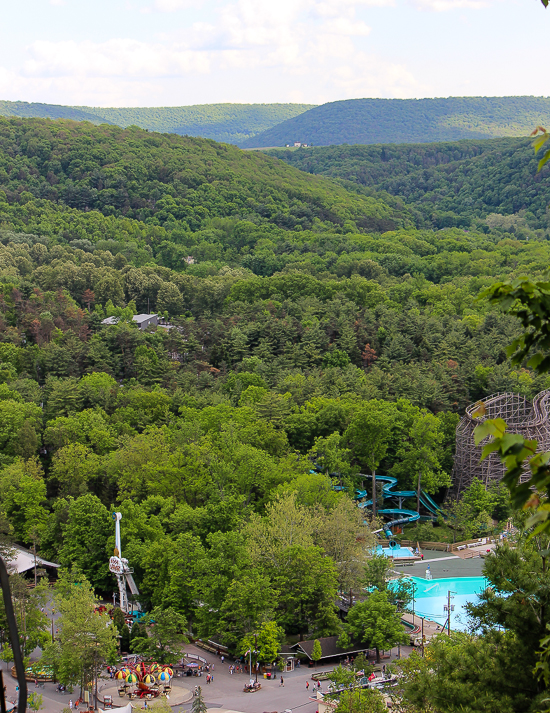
left=357, top=474, right=441, bottom=531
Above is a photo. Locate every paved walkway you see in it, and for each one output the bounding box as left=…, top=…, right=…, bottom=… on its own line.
left=408, top=549, right=486, bottom=579
left=169, top=644, right=413, bottom=713
left=401, top=612, right=444, bottom=639
left=99, top=680, right=192, bottom=708
left=411, top=555, right=460, bottom=564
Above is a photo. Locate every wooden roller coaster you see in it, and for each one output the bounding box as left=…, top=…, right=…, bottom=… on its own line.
left=453, top=389, right=550, bottom=495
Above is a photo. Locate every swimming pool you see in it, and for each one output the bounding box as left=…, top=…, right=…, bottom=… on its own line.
left=399, top=575, right=487, bottom=631
left=376, top=544, right=415, bottom=559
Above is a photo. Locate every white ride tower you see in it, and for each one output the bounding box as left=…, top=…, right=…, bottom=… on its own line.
left=109, top=512, right=141, bottom=615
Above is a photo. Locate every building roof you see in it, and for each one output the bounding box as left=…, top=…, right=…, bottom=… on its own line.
left=292, top=636, right=366, bottom=661
left=101, top=316, right=119, bottom=325
left=8, top=545, right=60, bottom=575
left=133, top=314, right=157, bottom=324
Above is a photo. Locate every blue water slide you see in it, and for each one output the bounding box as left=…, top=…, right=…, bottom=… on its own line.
left=378, top=508, right=421, bottom=528
left=357, top=474, right=440, bottom=530
left=418, top=491, right=441, bottom=514
left=418, top=491, right=441, bottom=515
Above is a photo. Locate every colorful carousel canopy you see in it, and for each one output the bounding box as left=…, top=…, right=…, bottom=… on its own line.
left=125, top=673, right=138, bottom=683
left=143, top=674, right=156, bottom=684
left=159, top=671, right=171, bottom=682
left=162, top=667, right=173, bottom=675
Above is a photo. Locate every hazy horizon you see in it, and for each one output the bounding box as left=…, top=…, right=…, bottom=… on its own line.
left=0, top=1, right=547, bottom=109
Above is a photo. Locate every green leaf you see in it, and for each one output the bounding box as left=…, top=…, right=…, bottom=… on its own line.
left=474, top=418, right=506, bottom=445
left=500, top=433, right=525, bottom=454
left=538, top=148, right=550, bottom=173
left=480, top=440, right=501, bottom=460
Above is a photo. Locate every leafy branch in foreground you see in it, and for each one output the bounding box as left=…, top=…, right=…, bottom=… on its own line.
left=532, top=126, right=550, bottom=172
left=481, top=277, right=550, bottom=372
left=478, top=275, right=550, bottom=537
left=473, top=409, right=550, bottom=539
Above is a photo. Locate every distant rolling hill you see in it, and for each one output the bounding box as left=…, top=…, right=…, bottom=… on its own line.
left=0, top=101, right=315, bottom=146
left=267, top=136, right=550, bottom=230
left=241, top=96, right=550, bottom=148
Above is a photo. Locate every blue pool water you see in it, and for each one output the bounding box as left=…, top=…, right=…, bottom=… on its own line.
left=376, top=544, right=415, bottom=559
left=397, top=576, right=487, bottom=631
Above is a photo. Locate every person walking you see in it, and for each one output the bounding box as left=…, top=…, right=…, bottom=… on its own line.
left=306, top=681, right=309, bottom=691
left=69, top=700, right=74, bottom=710
left=280, top=676, right=284, bottom=687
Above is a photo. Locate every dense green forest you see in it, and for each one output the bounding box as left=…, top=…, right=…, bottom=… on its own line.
left=0, top=117, right=406, bottom=233
left=267, top=137, right=550, bottom=230
left=4, top=96, right=550, bottom=150
left=242, top=96, right=550, bottom=148
left=0, top=101, right=314, bottom=146
left=0, top=117, right=549, bottom=711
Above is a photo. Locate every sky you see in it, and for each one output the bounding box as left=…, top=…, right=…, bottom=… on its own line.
left=0, top=0, right=548, bottom=108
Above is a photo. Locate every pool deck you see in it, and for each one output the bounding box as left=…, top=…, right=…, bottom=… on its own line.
left=401, top=612, right=444, bottom=639
left=408, top=548, right=488, bottom=578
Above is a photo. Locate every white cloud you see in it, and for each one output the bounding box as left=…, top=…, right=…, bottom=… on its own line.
left=330, top=51, right=426, bottom=97
left=321, top=17, right=372, bottom=35
left=145, top=0, right=204, bottom=13
left=23, top=39, right=211, bottom=78
left=6, top=0, right=425, bottom=105
left=412, top=0, right=490, bottom=10
left=314, top=0, right=394, bottom=16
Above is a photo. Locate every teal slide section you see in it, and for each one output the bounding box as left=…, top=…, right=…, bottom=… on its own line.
left=357, top=475, right=441, bottom=530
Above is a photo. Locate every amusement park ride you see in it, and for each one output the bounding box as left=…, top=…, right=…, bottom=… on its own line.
left=109, top=512, right=142, bottom=619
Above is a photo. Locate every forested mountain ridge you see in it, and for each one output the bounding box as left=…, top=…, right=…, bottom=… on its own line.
left=0, top=101, right=315, bottom=146
left=4, top=96, right=550, bottom=150
left=1, top=118, right=550, bottom=703
left=242, top=96, right=550, bottom=148
left=268, top=137, right=550, bottom=231
left=0, top=117, right=409, bottom=234
left=0, top=118, right=548, bottom=414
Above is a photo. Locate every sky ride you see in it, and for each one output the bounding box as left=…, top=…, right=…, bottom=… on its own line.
left=109, top=512, right=142, bottom=618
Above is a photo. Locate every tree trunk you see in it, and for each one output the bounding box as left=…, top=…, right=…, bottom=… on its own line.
left=375, top=647, right=380, bottom=663
left=417, top=471, right=421, bottom=514
left=372, top=467, right=377, bottom=519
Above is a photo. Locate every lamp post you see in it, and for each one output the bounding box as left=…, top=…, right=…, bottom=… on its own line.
left=396, top=599, right=404, bottom=660
left=93, top=642, right=101, bottom=712
left=422, top=617, right=430, bottom=658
